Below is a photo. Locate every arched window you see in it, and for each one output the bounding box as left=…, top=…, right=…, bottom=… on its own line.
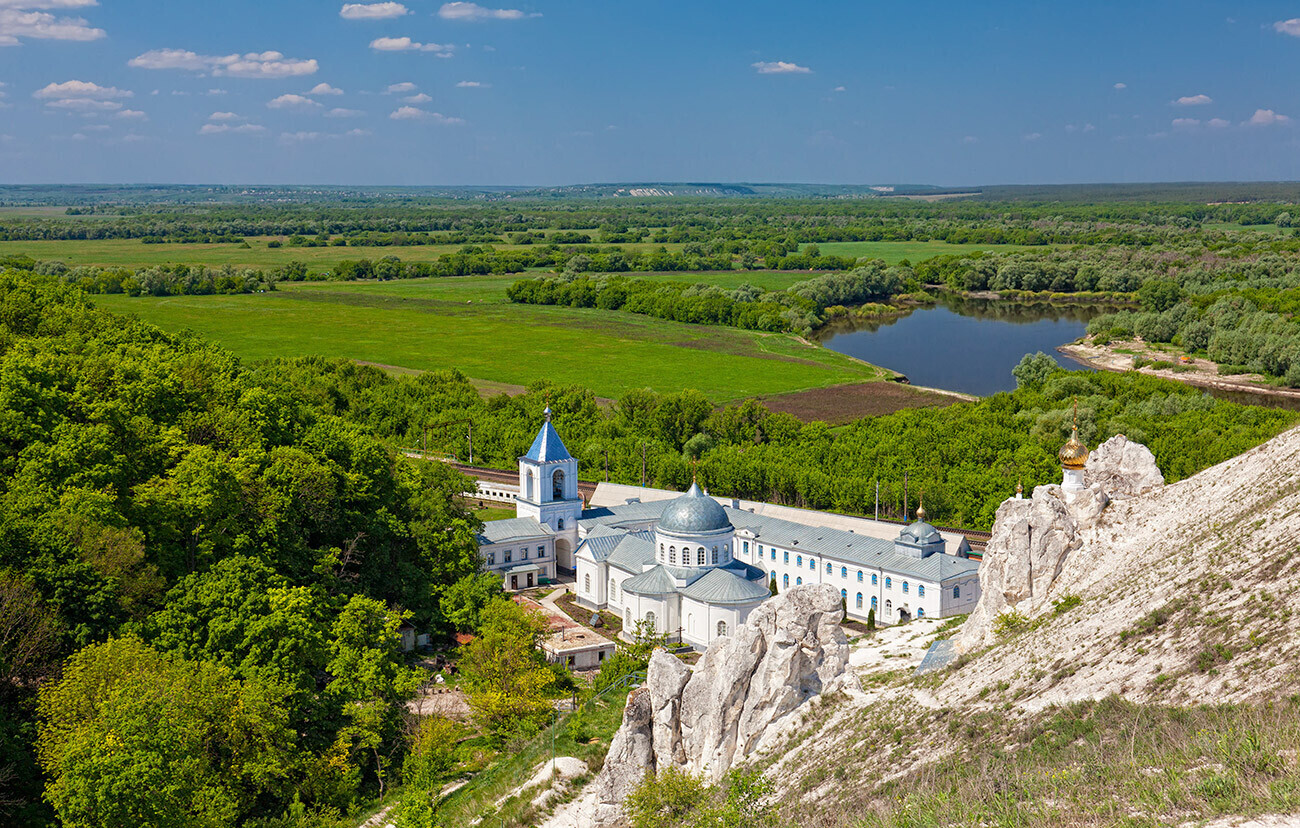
left=584, top=574, right=590, bottom=593
left=644, top=610, right=656, bottom=631
left=953, top=585, right=961, bottom=599
left=841, top=566, right=848, bottom=578
left=918, top=585, right=925, bottom=597
left=809, top=558, right=816, bottom=570
left=857, top=571, right=864, bottom=582
left=841, top=588, right=847, bottom=600
left=771, top=570, right=777, bottom=583
left=826, top=562, right=833, bottom=574
left=885, top=577, right=892, bottom=589
left=552, top=469, right=565, bottom=501
left=783, top=551, right=789, bottom=564
left=856, top=592, right=863, bottom=609
left=871, top=595, right=878, bottom=609
left=797, top=555, right=803, bottom=567
left=871, top=573, right=878, bottom=585
left=557, top=518, right=564, bottom=530
left=610, top=578, right=618, bottom=600
left=525, top=472, right=534, bottom=501
left=783, top=574, right=789, bottom=588
left=885, top=600, right=892, bottom=611
left=670, top=546, right=676, bottom=565
left=917, top=607, right=925, bottom=618
left=796, top=577, right=803, bottom=586
left=716, top=620, right=727, bottom=637
left=902, top=581, right=909, bottom=594
left=711, top=547, right=718, bottom=565
left=697, top=547, right=706, bottom=565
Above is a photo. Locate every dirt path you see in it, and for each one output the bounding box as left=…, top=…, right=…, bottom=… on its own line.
left=1060, top=339, right=1300, bottom=403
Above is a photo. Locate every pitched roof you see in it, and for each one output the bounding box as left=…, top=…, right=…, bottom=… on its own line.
left=605, top=531, right=655, bottom=573
left=620, top=565, right=678, bottom=596
left=476, top=517, right=551, bottom=545
left=678, top=568, right=771, bottom=605
left=523, top=418, right=572, bottom=463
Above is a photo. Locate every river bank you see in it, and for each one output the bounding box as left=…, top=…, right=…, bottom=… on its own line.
left=1059, top=337, right=1300, bottom=406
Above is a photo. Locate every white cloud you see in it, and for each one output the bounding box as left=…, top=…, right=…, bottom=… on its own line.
left=208, top=111, right=242, bottom=121
left=438, top=2, right=536, bottom=21
left=0, top=1, right=98, bottom=7
left=389, top=105, right=464, bottom=124
left=370, top=36, right=453, bottom=54
left=325, top=107, right=365, bottom=118
left=339, top=2, right=407, bottom=19
left=1174, top=94, right=1212, bottom=106
left=267, top=93, right=321, bottom=110
left=456, top=80, right=487, bottom=87
left=385, top=81, right=416, bottom=94
left=962, top=135, right=978, bottom=143
left=34, top=79, right=130, bottom=99
left=1244, top=108, right=1291, bottom=126
left=129, top=48, right=318, bottom=78
left=116, top=108, right=146, bottom=119
left=81, top=122, right=108, bottom=130
left=206, top=88, right=227, bottom=95
left=309, top=82, right=343, bottom=95
left=1171, top=117, right=1200, bottom=128
left=833, top=85, right=845, bottom=92
left=1273, top=18, right=1300, bottom=36
left=1113, top=82, right=1126, bottom=89
left=1207, top=118, right=1230, bottom=128
left=403, top=92, right=432, bottom=102
left=345, top=128, right=371, bottom=136
left=279, top=130, right=320, bottom=144
left=46, top=97, right=121, bottom=111
left=752, top=60, right=811, bottom=74
left=1023, top=132, right=1042, bottom=141
left=199, top=122, right=265, bottom=135
left=0, top=6, right=103, bottom=46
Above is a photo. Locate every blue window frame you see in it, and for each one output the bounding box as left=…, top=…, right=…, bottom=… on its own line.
left=918, top=585, right=925, bottom=597
left=871, top=595, right=878, bottom=608
left=783, top=551, right=789, bottom=564
left=809, top=558, right=816, bottom=570
left=743, top=541, right=749, bottom=554
left=841, top=588, right=847, bottom=600
left=903, top=581, right=909, bottom=594
left=885, top=577, right=892, bottom=589
left=783, top=574, right=789, bottom=588
left=871, top=573, right=878, bottom=585
left=771, top=570, right=777, bottom=583
left=856, top=592, right=863, bottom=608
left=826, top=562, right=832, bottom=574
left=841, top=566, right=847, bottom=578
left=917, top=607, right=925, bottom=618
left=857, top=571, right=863, bottom=582
left=953, top=585, right=961, bottom=598
left=796, top=555, right=802, bottom=567
left=770, top=549, right=776, bottom=560
left=796, top=577, right=802, bottom=586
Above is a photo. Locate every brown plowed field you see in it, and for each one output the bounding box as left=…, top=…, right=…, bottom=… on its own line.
left=756, top=381, right=963, bottom=424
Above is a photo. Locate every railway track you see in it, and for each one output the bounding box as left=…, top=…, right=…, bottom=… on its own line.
left=429, top=456, right=991, bottom=552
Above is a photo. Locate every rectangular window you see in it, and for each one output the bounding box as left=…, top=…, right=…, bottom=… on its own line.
left=487, top=552, right=495, bottom=565
left=505, top=550, right=513, bottom=563
left=537, top=545, right=546, bottom=558
left=743, top=541, right=750, bottom=554
left=521, top=548, right=529, bottom=560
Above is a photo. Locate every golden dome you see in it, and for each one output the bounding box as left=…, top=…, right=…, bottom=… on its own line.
left=1059, top=399, right=1088, bottom=470
left=1059, top=427, right=1089, bottom=470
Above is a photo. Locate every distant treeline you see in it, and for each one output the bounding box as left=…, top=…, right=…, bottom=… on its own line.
left=506, top=263, right=910, bottom=334
left=5, top=256, right=271, bottom=297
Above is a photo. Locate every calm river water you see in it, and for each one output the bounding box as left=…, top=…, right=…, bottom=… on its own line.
left=817, top=297, right=1104, bottom=396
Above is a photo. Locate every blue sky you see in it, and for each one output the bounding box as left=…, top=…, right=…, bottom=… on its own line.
left=3, top=1, right=1300, bottom=186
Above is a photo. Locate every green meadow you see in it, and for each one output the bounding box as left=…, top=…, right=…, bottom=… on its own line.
left=92, top=276, right=891, bottom=402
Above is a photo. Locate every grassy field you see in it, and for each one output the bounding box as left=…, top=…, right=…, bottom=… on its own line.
left=801, top=240, right=1050, bottom=262
left=0, top=236, right=687, bottom=270
left=92, top=276, right=891, bottom=402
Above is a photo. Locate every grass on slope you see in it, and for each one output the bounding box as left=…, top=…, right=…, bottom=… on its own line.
left=92, top=276, right=891, bottom=402
left=784, top=694, right=1300, bottom=828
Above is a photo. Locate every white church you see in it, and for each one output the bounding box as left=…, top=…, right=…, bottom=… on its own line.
left=475, top=409, right=984, bottom=649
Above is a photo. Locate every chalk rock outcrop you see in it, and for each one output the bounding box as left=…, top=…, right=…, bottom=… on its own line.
left=547, top=584, right=849, bottom=828
left=959, top=435, right=1164, bottom=651
left=1085, top=434, right=1165, bottom=496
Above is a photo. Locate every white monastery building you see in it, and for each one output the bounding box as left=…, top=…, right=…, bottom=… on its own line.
left=475, top=410, right=984, bottom=648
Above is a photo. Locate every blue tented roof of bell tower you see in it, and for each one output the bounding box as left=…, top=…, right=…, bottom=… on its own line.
left=524, top=420, right=573, bottom=463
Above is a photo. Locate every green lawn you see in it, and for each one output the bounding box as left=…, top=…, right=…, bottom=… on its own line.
left=801, top=240, right=1051, bottom=262
left=92, top=276, right=890, bottom=402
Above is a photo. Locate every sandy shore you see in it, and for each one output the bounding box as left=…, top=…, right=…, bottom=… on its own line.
left=1059, top=338, right=1300, bottom=402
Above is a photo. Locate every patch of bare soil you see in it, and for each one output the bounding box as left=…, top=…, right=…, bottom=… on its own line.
left=1060, top=337, right=1300, bottom=402
left=757, top=381, right=963, bottom=424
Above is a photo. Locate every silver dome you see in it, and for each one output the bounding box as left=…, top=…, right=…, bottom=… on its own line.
left=657, top=482, right=732, bottom=534
left=900, top=520, right=940, bottom=544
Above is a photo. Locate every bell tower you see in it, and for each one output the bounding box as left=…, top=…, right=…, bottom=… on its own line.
left=517, top=407, right=583, bottom=570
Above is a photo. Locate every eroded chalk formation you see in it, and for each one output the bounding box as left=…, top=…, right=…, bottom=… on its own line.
left=958, top=434, right=1163, bottom=651
left=545, top=584, right=850, bottom=828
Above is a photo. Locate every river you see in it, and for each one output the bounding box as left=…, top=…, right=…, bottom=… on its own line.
left=816, top=296, right=1104, bottom=396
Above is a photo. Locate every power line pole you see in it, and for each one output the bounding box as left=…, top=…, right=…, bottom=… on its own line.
left=640, top=443, right=647, bottom=488
left=874, top=478, right=879, bottom=522
left=903, top=470, right=909, bottom=521
left=603, top=448, right=609, bottom=482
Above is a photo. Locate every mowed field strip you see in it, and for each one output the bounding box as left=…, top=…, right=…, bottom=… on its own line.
left=91, top=276, right=896, bottom=402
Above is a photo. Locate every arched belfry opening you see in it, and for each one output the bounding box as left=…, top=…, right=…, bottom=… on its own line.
left=552, top=468, right=565, bottom=501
